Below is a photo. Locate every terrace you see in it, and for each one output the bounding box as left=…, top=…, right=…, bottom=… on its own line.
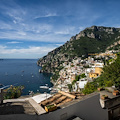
left=39, top=91, right=84, bottom=112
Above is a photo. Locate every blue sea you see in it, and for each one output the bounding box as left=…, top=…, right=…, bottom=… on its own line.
left=0, top=59, right=53, bottom=95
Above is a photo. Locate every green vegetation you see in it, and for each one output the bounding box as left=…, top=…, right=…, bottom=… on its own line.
left=71, top=26, right=120, bottom=57
left=71, top=65, right=74, bottom=67
left=57, top=65, right=64, bottom=71
left=52, top=65, right=64, bottom=82
left=52, top=71, right=59, bottom=82
left=82, top=53, right=120, bottom=94
left=70, top=74, right=87, bottom=92
left=72, top=80, right=78, bottom=85
left=82, top=82, right=97, bottom=94
left=108, top=44, right=120, bottom=51
left=46, top=104, right=55, bottom=109
left=72, top=74, right=86, bottom=85
left=108, top=58, right=114, bottom=63
left=80, top=73, right=86, bottom=78
left=75, top=75, right=80, bottom=81
left=72, top=75, right=80, bottom=85
left=67, top=84, right=72, bottom=92
left=99, top=53, right=120, bottom=90
left=83, top=65, right=90, bottom=68
left=4, top=85, right=24, bottom=99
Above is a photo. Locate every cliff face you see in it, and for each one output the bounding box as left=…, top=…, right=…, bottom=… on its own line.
left=38, top=26, right=120, bottom=73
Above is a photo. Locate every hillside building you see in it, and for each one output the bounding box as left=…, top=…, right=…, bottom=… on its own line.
left=89, top=62, right=103, bottom=78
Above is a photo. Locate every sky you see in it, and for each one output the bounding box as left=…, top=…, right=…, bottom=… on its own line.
left=0, top=0, right=120, bottom=59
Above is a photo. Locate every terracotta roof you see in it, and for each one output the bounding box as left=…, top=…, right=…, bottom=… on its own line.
left=40, top=91, right=83, bottom=110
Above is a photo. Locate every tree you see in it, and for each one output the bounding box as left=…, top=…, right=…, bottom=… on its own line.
left=67, top=84, right=72, bottom=92
left=100, top=53, right=120, bottom=90
left=82, top=53, right=120, bottom=94
left=82, top=82, right=98, bottom=94
left=80, top=73, right=86, bottom=78
left=4, top=86, right=24, bottom=99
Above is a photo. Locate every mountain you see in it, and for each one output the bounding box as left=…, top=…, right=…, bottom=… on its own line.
left=37, top=26, right=120, bottom=73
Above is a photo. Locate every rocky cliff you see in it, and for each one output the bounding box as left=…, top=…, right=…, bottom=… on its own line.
left=38, top=26, right=120, bottom=73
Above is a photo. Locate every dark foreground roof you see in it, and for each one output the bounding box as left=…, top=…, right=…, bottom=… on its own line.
left=0, top=101, right=36, bottom=115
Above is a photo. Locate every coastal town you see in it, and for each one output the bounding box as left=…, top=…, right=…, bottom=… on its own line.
left=51, top=50, right=117, bottom=93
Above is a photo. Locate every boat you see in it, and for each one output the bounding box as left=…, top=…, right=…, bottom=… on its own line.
left=49, top=88, right=52, bottom=90
left=40, top=86, right=49, bottom=89
left=37, top=89, right=39, bottom=92
left=32, top=75, right=34, bottom=77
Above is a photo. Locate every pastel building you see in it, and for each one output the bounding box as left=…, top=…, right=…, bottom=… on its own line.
left=89, top=63, right=103, bottom=79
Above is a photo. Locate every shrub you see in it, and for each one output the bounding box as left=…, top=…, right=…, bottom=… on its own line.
left=67, top=84, right=72, bottom=92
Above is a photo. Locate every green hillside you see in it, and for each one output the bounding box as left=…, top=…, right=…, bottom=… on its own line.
left=83, top=53, right=120, bottom=94
left=38, top=26, right=120, bottom=74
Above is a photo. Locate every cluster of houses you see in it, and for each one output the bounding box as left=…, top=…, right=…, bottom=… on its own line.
left=54, top=50, right=117, bottom=92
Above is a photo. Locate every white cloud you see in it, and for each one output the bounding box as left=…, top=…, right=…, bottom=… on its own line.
left=79, top=26, right=85, bottom=31
left=0, top=29, right=70, bottom=42
left=55, top=31, right=69, bottom=35
left=17, top=31, right=26, bottom=36
left=55, top=44, right=63, bottom=46
left=55, top=26, right=76, bottom=35
left=13, top=20, right=17, bottom=24
left=34, top=13, right=58, bottom=19
left=0, top=21, right=12, bottom=30
left=0, top=45, right=7, bottom=49
left=0, top=0, right=104, bottom=44
left=0, top=1, right=76, bottom=43
left=0, top=45, right=56, bottom=58
left=7, top=41, right=23, bottom=44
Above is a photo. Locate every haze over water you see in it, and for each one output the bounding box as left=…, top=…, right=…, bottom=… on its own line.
left=0, top=59, right=53, bottom=95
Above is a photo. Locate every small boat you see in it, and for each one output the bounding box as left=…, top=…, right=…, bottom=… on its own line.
left=49, top=88, right=52, bottom=90
left=40, top=86, right=49, bottom=89
left=21, top=75, right=24, bottom=77
left=32, top=75, right=34, bottom=77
